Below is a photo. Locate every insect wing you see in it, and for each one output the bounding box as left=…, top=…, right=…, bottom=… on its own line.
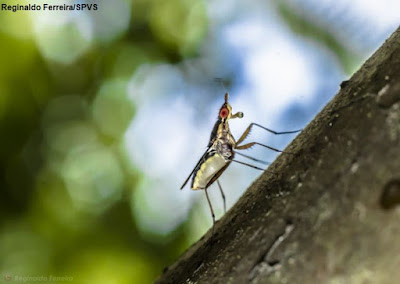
left=180, top=147, right=211, bottom=190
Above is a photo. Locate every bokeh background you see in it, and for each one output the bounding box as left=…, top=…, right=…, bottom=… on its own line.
left=0, top=0, right=399, bottom=283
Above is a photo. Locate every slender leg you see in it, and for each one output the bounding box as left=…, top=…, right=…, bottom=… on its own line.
left=236, top=142, right=294, bottom=155
left=217, top=180, right=226, bottom=213
left=236, top=123, right=302, bottom=145
left=251, top=123, right=302, bottom=135
left=204, top=188, right=215, bottom=234
left=230, top=159, right=278, bottom=175
left=234, top=151, right=271, bottom=165
left=236, top=123, right=253, bottom=145
left=231, top=159, right=265, bottom=171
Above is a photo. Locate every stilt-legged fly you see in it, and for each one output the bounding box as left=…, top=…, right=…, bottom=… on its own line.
left=180, top=93, right=301, bottom=231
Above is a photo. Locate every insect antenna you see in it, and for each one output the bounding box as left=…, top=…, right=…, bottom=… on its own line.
left=213, top=77, right=230, bottom=93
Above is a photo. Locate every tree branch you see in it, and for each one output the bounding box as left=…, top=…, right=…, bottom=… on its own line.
left=157, top=26, right=400, bottom=284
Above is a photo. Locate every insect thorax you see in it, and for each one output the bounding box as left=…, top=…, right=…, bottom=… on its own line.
left=190, top=135, right=235, bottom=190
left=191, top=117, right=237, bottom=190
left=215, top=138, right=234, bottom=160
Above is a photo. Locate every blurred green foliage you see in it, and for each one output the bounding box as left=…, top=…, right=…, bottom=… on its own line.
left=0, top=0, right=206, bottom=282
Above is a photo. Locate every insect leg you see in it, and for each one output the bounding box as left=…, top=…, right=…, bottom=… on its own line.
left=204, top=188, right=216, bottom=233
left=234, top=151, right=271, bottom=165
left=236, top=123, right=302, bottom=145
left=231, top=159, right=264, bottom=170
left=231, top=159, right=278, bottom=175
left=217, top=180, right=226, bottom=213
left=236, top=142, right=294, bottom=155
left=251, top=123, right=302, bottom=135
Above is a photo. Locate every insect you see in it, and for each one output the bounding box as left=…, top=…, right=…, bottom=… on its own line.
left=180, top=93, right=301, bottom=230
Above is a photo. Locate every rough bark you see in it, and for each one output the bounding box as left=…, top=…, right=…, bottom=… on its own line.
left=156, top=26, right=400, bottom=284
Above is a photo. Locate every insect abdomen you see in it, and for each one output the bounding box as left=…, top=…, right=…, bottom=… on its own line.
left=191, top=153, right=227, bottom=190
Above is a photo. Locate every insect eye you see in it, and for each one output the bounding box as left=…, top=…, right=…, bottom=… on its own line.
left=219, top=107, right=229, bottom=118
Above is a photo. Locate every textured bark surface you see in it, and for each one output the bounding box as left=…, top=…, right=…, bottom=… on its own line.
left=156, top=26, right=400, bottom=284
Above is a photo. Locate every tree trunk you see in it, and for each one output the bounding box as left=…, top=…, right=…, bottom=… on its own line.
left=156, top=26, right=400, bottom=284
